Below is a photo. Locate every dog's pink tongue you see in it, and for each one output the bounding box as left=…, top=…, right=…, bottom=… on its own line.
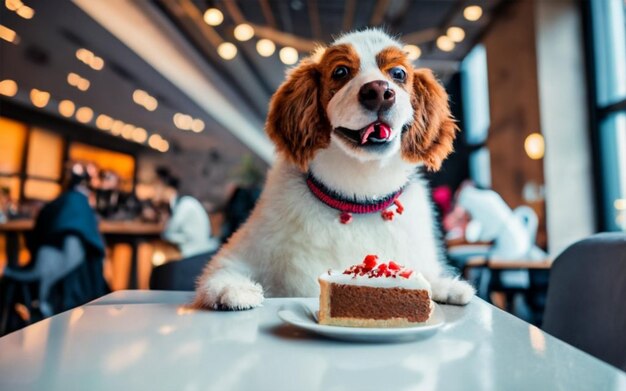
left=378, top=123, right=391, bottom=139
left=360, top=123, right=392, bottom=144
left=360, top=124, right=376, bottom=145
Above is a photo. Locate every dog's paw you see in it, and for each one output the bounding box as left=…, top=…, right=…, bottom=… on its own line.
left=194, top=280, right=264, bottom=311
left=217, top=283, right=264, bottom=310
left=430, top=277, right=475, bottom=306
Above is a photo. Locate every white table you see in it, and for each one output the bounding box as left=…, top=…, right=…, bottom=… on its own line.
left=0, top=291, right=624, bottom=391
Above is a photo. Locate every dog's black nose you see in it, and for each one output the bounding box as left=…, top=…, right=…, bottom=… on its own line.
left=358, top=80, right=395, bottom=112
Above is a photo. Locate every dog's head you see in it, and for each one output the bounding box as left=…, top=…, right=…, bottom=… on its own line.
left=266, top=29, right=457, bottom=172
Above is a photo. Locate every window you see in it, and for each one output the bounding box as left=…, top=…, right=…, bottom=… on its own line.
left=590, top=0, right=626, bottom=231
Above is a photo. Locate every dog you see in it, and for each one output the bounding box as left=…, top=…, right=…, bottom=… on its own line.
left=194, top=29, right=475, bottom=310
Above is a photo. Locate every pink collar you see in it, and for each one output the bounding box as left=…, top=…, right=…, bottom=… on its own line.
left=305, top=173, right=404, bottom=215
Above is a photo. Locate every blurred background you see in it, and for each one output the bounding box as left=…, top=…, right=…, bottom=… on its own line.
left=0, top=0, right=625, bottom=333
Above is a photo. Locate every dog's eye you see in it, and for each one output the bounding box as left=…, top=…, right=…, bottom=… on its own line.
left=389, top=67, right=407, bottom=82
left=332, top=66, right=349, bottom=80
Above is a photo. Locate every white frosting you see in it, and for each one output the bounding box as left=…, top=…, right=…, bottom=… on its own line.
left=319, top=270, right=431, bottom=294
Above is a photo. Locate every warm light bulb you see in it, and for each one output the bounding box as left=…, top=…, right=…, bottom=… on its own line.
left=148, top=134, right=161, bottom=149
left=131, top=127, right=147, bottom=143
left=524, top=133, right=545, bottom=160
left=96, top=114, right=113, bottom=130
left=0, top=79, right=18, bottom=97
left=5, top=0, right=23, bottom=11
left=191, top=119, right=205, bottom=133
left=203, top=8, right=223, bottom=26
left=217, top=42, right=237, bottom=60
left=436, top=35, right=455, bottom=52
left=58, top=100, right=75, bottom=118
left=256, top=39, right=275, bottom=57
left=0, top=24, right=18, bottom=43
left=30, top=88, right=50, bottom=108
left=111, top=120, right=124, bottom=135
left=464, top=5, right=483, bottom=21
left=234, top=23, right=254, bottom=42
left=447, top=26, right=465, bottom=42
left=75, top=107, right=94, bottom=123
left=16, top=5, right=34, bottom=19
left=279, top=46, right=298, bottom=65
left=403, top=44, right=421, bottom=61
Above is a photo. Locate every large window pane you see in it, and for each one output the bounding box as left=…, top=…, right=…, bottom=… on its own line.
left=26, top=128, right=64, bottom=180
left=0, top=117, right=27, bottom=175
left=599, top=112, right=626, bottom=231
left=591, top=0, right=626, bottom=105
left=461, top=44, right=490, bottom=146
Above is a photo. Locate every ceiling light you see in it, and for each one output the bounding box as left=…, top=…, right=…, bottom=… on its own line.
left=615, top=199, right=626, bottom=211
left=436, top=35, right=455, bottom=52
left=76, top=48, right=104, bottom=71
left=279, top=47, right=299, bottom=65
left=203, top=8, right=223, bottom=26
left=133, top=89, right=158, bottom=111
left=174, top=113, right=193, bottom=130
left=256, top=39, right=275, bottom=57
left=191, top=119, right=205, bottom=133
left=5, top=0, right=23, bottom=11
left=0, top=79, right=18, bottom=97
left=67, top=72, right=90, bottom=91
left=217, top=42, right=237, bottom=60
left=131, top=127, right=147, bottom=143
left=75, top=107, right=93, bottom=123
left=234, top=23, right=254, bottom=41
left=30, top=89, right=50, bottom=108
left=111, top=120, right=124, bottom=135
left=403, top=44, right=421, bottom=61
left=524, top=133, right=545, bottom=160
left=58, top=100, right=75, bottom=118
left=158, top=140, right=169, bottom=153
left=90, top=57, right=104, bottom=71
left=463, top=5, right=483, bottom=21
left=0, top=24, right=18, bottom=44
left=15, top=5, right=34, bottom=19
left=96, top=114, right=113, bottom=130
left=447, top=26, right=465, bottom=43
left=121, top=123, right=135, bottom=139
left=148, top=134, right=161, bottom=149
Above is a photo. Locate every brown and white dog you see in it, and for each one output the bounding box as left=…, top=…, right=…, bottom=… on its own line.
left=194, top=29, right=475, bottom=310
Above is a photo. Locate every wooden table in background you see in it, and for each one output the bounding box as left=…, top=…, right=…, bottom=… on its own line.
left=0, top=219, right=164, bottom=288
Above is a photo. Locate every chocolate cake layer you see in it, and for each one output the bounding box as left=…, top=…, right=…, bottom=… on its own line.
left=329, top=284, right=431, bottom=322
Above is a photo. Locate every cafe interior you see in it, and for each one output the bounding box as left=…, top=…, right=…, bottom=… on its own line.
left=0, top=0, right=625, bottom=388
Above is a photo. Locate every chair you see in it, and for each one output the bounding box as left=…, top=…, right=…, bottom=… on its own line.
left=149, top=251, right=216, bottom=291
left=542, top=233, right=626, bottom=370
left=0, top=235, right=85, bottom=334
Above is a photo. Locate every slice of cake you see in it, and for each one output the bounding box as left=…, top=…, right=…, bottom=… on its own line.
left=318, top=255, right=432, bottom=328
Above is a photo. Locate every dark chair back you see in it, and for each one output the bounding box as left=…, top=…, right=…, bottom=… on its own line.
left=149, top=251, right=215, bottom=291
left=542, top=233, right=626, bottom=370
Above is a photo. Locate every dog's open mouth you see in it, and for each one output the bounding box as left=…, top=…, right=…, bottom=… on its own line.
left=334, top=122, right=392, bottom=146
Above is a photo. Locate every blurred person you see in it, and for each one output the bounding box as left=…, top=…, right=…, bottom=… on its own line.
left=16, top=164, right=109, bottom=317
left=0, top=187, right=17, bottom=223
left=95, top=170, right=121, bottom=218
left=154, top=167, right=218, bottom=258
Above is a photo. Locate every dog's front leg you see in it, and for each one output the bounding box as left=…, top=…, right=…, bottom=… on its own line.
left=424, top=273, right=476, bottom=306
left=193, top=259, right=264, bottom=311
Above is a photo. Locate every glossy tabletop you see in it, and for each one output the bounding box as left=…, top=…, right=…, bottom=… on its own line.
left=0, top=291, right=624, bottom=391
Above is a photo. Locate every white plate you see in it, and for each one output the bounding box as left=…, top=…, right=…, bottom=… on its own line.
left=278, top=301, right=445, bottom=342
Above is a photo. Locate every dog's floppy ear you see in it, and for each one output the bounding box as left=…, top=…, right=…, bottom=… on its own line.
left=266, top=59, right=331, bottom=171
left=402, top=68, right=458, bottom=171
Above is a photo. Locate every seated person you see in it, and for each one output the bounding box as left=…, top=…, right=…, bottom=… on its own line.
left=154, top=168, right=218, bottom=258
left=24, top=163, right=109, bottom=315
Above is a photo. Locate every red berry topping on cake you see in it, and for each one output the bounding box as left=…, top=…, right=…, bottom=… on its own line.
left=363, top=254, right=378, bottom=270
left=342, top=256, right=415, bottom=279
